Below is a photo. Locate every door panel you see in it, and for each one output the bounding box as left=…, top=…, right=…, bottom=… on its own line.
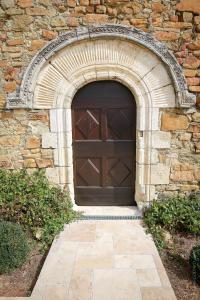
left=72, top=81, right=136, bottom=206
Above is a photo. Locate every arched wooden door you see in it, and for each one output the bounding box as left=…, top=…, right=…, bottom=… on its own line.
left=72, top=81, right=136, bottom=206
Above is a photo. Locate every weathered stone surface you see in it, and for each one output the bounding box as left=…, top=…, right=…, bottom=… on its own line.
left=26, top=136, right=40, bottom=149
left=83, top=14, right=108, bottom=24
left=188, top=124, right=200, bottom=132
left=194, top=16, right=200, bottom=25
left=0, top=136, right=20, bottom=146
left=26, top=7, right=48, bottom=15
left=50, top=16, right=67, bottom=27
left=66, top=17, right=79, bottom=27
left=179, top=133, right=191, bottom=141
left=28, top=40, right=46, bottom=51
left=170, top=171, right=194, bottom=182
left=154, top=31, right=180, bottom=41
left=184, top=69, right=197, bottom=77
left=176, top=0, right=200, bottom=14
left=194, top=170, right=200, bottom=181
left=18, top=0, right=33, bottom=8
left=23, top=158, right=36, bottom=168
left=164, top=21, right=192, bottom=29
left=192, top=113, right=200, bottom=122
left=7, top=39, right=24, bottom=46
left=80, top=0, right=89, bottom=5
left=187, top=40, right=200, bottom=51
left=12, top=15, right=33, bottom=31
left=4, top=81, right=17, bottom=93
left=42, top=30, right=57, bottom=40
left=189, top=86, right=200, bottom=92
left=28, top=111, right=49, bottom=122
left=161, top=113, right=189, bottom=131
left=152, top=2, right=165, bottom=13
left=151, top=164, right=170, bottom=184
left=67, top=0, right=76, bottom=7
left=183, top=55, right=200, bottom=69
left=196, top=95, right=200, bottom=107
left=182, top=12, right=193, bottom=22
left=6, top=8, right=24, bottom=15
left=96, top=5, right=106, bottom=14
left=1, top=0, right=14, bottom=9
left=36, top=158, right=53, bottom=168
left=152, top=131, right=171, bottom=149
left=42, top=133, right=57, bottom=148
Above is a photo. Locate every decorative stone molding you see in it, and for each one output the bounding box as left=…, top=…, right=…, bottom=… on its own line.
left=7, top=25, right=196, bottom=109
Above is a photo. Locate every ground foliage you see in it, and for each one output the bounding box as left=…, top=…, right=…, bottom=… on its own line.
left=143, top=193, right=200, bottom=250
left=189, top=245, right=200, bottom=285
left=0, top=169, right=77, bottom=249
left=0, top=221, right=30, bottom=274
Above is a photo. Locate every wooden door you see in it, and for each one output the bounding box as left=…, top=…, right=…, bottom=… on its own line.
left=72, top=81, right=136, bottom=206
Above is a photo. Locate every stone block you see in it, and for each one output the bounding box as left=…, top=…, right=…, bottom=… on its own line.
left=192, top=112, right=200, bottom=122
left=154, top=31, right=180, bottom=41
left=1, top=0, right=14, bottom=9
left=83, top=14, right=108, bottom=24
left=26, top=7, right=48, bottom=15
left=194, top=170, right=200, bottom=181
left=179, top=133, right=191, bottom=141
left=36, top=158, right=53, bottom=168
left=170, top=171, right=194, bottom=182
left=18, top=0, right=33, bottom=8
left=152, top=131, right=171, bottom=149
left=150, top=164, right=170, bottom=184
left=4, top=81, right=17, bottom=93
left=51, top=16, right=67, bottom=27
left=183, top=55, right=200, bottom=69
left=0, top=136, right=20, bottom=146
left=28, top=40, right=46, bottom=51
left=26, top=136, right=40, bottom=149
left=161, top=113, right=189, bottom=131
left=183, top=69, right=197, bottom=77
left=12, top=15, right=33, bottom=31
left=24, top=158, right=36, bottom=168
left=176, top=0, right=200, bottom=14
left=42, top=30, right=57, bottom=40
left=42, top=133, right=57, bottom=148
left=45, top=167, right=59, bottom=184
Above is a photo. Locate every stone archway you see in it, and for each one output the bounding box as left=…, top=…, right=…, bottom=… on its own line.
left=7, top=25, right=195, bottom=208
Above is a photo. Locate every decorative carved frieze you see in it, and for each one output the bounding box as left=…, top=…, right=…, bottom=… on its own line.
left=7, top=25, right=196, bottom=108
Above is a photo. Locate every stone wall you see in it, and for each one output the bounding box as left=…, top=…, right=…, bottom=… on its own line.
left=0, top=0, right=200, bottom=199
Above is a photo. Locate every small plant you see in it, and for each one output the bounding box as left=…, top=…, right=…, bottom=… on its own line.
left=0, top=221, right=30, bottom=274
left=143, top=193, right=200, bottom=250
left=189, top=245, right=200, bottom=285
left=0, top=169, right=77, bottom=249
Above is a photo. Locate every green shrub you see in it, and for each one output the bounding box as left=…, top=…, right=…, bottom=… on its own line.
left=0, top=221, right=30, bottom=274
left=0, top=169, right=77, bottom=248
left=189, top=245, right=200, bottom=284
left=143, top=193, right=200, bottom=249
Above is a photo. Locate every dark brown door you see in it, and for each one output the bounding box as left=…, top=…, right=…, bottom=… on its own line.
left=72, top=81, right=136, bottom=206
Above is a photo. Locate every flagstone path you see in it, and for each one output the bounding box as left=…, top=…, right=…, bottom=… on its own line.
left=1, top=208, right=176, bottom=300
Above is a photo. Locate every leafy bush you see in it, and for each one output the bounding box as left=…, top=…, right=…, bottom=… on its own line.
left=189, top=245, right=200, bottom=284
left=0, top=221, right=30, bottom=274
left=143, top=193, right=200, bottom=249
left=0, top=169, right=77, bottom=248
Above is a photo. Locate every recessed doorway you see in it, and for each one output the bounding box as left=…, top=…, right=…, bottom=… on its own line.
left=72, top=81, right=136, bottom=206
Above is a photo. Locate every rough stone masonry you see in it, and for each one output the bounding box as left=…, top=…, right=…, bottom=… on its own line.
left=0, top=0, right=200, bottom=202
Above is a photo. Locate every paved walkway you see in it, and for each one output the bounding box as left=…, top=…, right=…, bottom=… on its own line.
left=1, top=208, right=176, bottom=300
left=32, top=219, right=176, bottom=300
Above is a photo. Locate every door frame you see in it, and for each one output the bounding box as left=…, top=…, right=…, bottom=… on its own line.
left=49, top=71, right=168, bottom=210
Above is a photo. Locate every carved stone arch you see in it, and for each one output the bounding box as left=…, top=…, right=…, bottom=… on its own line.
left=7, top=25, right=195, bottom=108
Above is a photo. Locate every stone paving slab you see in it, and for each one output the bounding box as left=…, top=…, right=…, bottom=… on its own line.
left=0, top=220, right=176, bottom=300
